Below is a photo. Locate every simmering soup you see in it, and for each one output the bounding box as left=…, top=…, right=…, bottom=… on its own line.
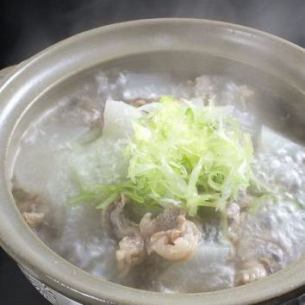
left=12, top=72, right=305, bottom=293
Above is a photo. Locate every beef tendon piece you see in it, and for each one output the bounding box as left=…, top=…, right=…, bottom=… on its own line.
left=235, top=260, right=268, bottom=285
left=12, top=187, right=48, bottom=228
left=129, top=98, right=152, bottom=107
left=139, top=208, right=181, bottom=238
left=105, top=195, right=145, bottom=274
left=104, top=194, right=139, bottom=240
left=105, top=200, right=202, bottom=274
left=116, top=233, right=145, bottom=276
left=145, top=214, right=201, bottom=261
left=140, top=208, right=201, bottom=261
left=22, top=212, right=45, bottom=228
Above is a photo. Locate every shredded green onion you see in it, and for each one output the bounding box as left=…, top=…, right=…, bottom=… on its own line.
left=72, top=96, right=255, bottom=216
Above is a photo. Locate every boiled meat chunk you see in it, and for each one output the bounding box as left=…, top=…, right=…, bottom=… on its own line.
left=106, top=203, right=201, bottom=274
left=116, top=234, right=145, bottom=275
left=146, top=214, right=201, bottom=261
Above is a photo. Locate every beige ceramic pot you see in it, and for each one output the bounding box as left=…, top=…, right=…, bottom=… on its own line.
left=0, top=19, right=305, bottom=305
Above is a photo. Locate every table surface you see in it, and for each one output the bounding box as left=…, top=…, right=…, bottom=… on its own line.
left=1, top=0, right=305, bottom=304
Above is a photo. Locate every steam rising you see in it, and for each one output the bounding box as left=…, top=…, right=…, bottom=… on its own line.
left=1, top=0, right=305, bottom=67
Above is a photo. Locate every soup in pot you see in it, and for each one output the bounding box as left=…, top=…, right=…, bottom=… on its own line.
left=12, top=71, right=305, bottom=293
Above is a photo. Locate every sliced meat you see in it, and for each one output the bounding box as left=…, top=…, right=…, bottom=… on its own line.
left=116, top=233, right=145, bottom=276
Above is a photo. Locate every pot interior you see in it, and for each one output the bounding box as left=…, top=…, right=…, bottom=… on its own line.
left=10, top=50, right=305, bottom=152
